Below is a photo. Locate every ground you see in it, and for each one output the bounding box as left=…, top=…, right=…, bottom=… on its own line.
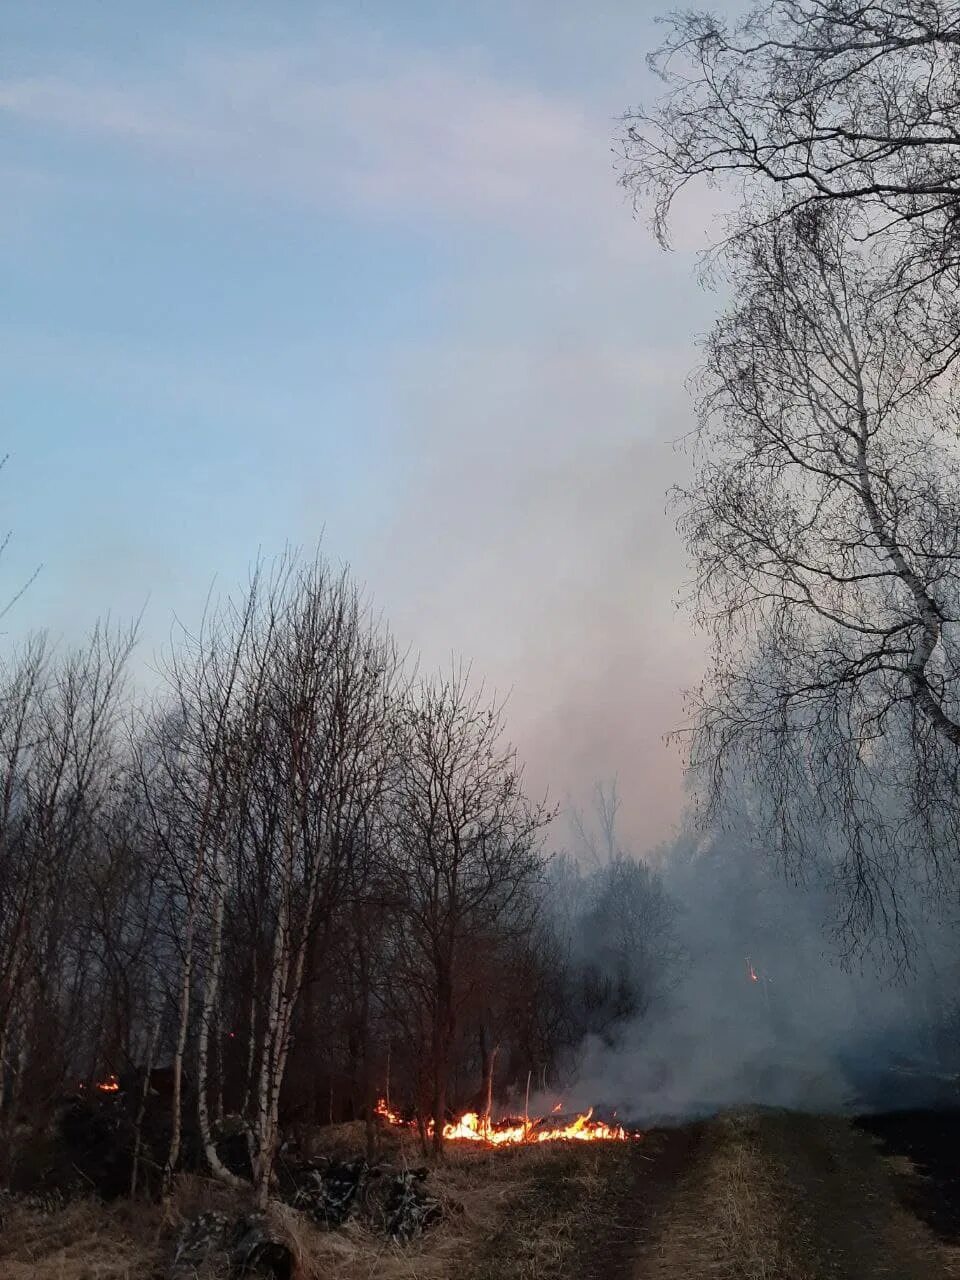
left=3, top=1109, right=960, bottom=1278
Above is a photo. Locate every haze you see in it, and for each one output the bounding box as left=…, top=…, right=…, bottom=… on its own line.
left=0, top=1, right=715, bottom=851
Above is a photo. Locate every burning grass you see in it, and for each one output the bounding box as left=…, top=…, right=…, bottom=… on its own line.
left=374, top=1097, right=636, bottom=1146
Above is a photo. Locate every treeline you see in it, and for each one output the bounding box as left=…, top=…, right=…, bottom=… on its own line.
left=0, top=552, right=672, bottom=1200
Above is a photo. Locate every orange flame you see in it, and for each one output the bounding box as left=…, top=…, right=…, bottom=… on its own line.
left=95, top=1075, right=120, bottom=1092
left=376, top=1097, right=635, bottom=1144
left=746, top=957, right=759, bottom=983
left=375, top=1097, right=404, bottom=1126
left=443, top=1108, right=631, bottom=1144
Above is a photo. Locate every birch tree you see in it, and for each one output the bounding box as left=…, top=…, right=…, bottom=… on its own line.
left=0, top=623, right=135, bottom=1177
left=678, top=205, right=960, bottom=950
left=247, top=559, right=398, bottom=1199
left=140, top=564, right=270, bottom=1192
left=388, top=669, right=552, bottom=1157
left=623, top=0, right=960, bottom=370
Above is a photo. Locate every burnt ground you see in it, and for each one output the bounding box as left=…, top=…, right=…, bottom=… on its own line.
left=766, top=1111, right=951, bottom=1279
left=856, top=1108, right=960, bottom=1243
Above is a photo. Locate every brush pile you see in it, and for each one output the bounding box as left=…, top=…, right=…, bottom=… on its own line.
left=169, top=1211, right=293, bottom=1280
left=168, top=1155, right=445, bottom=1277
left=284, top=1155, right=444, bottom=1239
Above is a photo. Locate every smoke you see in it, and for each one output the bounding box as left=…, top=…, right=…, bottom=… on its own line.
left=546, top=789, right=960, bottom=1124
left=362, top=340, right=706, bottom=857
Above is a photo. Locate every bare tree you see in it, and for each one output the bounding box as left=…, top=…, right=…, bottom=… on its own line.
left=677, top=204, right=960, bottom=950
left=0, top=622, right=135, bottom=1177
left=622, top=0, right=960, bottom=368
left=245, top=558, right=399, bottom=1202
left=387, top=669, right=552, bottom=1157
left=0, top=547, right=580, bottom=1193
left=0, top=639, right=47, bottom=1140
left=570, top=778, right=623, bottom=867
left=144, top=568, right=265, bottom=1194
left=624, top=1, right=960, bottom=231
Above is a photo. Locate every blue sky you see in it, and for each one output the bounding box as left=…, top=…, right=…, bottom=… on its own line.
left=0, top=0, right=719, bottom=848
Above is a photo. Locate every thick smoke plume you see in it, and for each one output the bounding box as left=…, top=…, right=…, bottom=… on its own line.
left=540, top=784, right=960, bottom=1124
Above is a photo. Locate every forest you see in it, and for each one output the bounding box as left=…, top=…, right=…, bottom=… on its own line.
left=0, top=555, right=687, bottom=1203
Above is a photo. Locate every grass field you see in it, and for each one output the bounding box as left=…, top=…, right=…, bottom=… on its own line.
left=2, top=1110, right=959, bottom=1278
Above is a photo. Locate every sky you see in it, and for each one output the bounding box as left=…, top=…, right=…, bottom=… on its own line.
left=0, top=1, right=722, bottom=852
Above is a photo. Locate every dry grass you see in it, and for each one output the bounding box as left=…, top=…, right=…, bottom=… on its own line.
left=163, top=1170, right=255, bottom=1223
left=0, top=1139, right=627, bottom=1280
left=0, top=1196, right=165, bottom=1280
left=706, top=1112, right=803, bottom=1280
left=633, top=1110, right=803, bottom=1280
left=457, top=1139, right=648, bottom=1280
left=636, top=1109, right=960, bottom=1280
left=282, top=1141, right=595, bottom=1280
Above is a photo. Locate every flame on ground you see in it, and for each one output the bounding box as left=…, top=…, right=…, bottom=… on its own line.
left=443, top=1108, right=631, bottom=1144
left=375, top=1098, right=404, bottom=1127
left=375, top=1097, right=635, bottom=1144
left=95, top=1075, right=120, bottom=1092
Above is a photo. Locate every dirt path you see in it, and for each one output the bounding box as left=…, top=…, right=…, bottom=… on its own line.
left=460, top=1126, right=701, bottom=1280
left=773, top=1111, right=949, bottom=1278
left=631, top=1109, right=954, bottom=1280
left=575, top=1125, right=703, bottom=1280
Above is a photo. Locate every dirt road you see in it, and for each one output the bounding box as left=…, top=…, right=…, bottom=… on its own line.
left=470, top=1108, right=960, bottom=1280
left=629, top=1109, right=955, bottom=1279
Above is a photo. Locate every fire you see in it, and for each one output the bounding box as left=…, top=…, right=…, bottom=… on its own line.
left=375, top=1097, right=634, bottom=1145
left=95, top=1075, right=120, bottom=1092
left=746, top=957, right=759, bottom=983
left=375, top=1097, right=404, bottom=1126
left=444, top=1108, right=631, bottom=1144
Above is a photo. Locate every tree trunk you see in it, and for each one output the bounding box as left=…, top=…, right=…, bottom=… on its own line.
left=253, top=899, right=288, bottom=1206
left=0, top=1025, right=7, bottom=1116
left=431, top=991, right=453, bottom=1159
left=240, top=950, right=258, bottom=1117
left=130, top=1014, right=161, bottom=1198
left=163, top=913, right=195, bottom=1196
left=197, top=852, right=247, bottom=1189
left=481, top=1039, right=499, bottom=1137
left=416, top=1066, right=430, bottom=1158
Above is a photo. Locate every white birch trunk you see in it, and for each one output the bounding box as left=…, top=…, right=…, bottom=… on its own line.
left=253, top=884, right=290, bottom=1205
left=196, top=846, right=248, bottom=1189
left=130, top=1014, right=161, bottom=1198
